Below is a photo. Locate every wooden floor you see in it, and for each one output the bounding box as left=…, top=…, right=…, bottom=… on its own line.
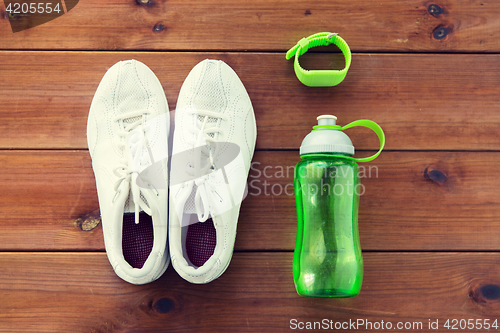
left=1, top=0, right=500, bottom=332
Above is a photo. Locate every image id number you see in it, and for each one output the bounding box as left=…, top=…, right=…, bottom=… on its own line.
left=5, top=2, right=61, bottom=14
left=444, top=319, right=498, bottom=330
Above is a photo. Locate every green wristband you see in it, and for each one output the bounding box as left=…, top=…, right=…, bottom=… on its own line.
left=286, top=32, right=351, bottom=87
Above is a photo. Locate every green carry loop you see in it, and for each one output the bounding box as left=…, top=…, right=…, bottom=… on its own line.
left=342, top=120, right=385, bottom=162
left=310, top=119, right=385, bottom=162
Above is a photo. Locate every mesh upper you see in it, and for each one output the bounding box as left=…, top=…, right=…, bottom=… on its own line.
left=196, top=61, right=225, bottom=138
left=115, top=62, right=148, bottom=115
left=194, top=61, right=226, bottom=114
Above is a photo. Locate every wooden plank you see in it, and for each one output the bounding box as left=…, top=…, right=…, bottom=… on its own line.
left=1, top=0, right=500, bottom=52
left=0, top=252, right=499, bottom=332
left=2, top=150, right=500, bottom=251
left=2, top=51, right=500, bottom=150
left=0, top=151, right=103, bottom=250
left=245, top=150, right=500, bottom=251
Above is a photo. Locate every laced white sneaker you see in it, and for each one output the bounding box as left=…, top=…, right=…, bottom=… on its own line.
left=87, top=60, right=170, bottom=285
left=169, top=59, right=257, bottom=284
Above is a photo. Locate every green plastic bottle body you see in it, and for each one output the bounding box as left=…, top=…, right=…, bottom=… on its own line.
left=293, top=154, right=363, bottom=298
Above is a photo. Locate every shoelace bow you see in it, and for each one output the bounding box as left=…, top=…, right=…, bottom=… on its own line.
left=113, top=110, right=153, bottom=225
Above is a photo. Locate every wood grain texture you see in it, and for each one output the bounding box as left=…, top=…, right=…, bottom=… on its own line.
left=2, top=150, right=500, bottom=251
left=1, top=0, right=500, bottom=52
left=0, top=151, right=102, bottom=250
left=1, top=51, right=500, bottom=150
left=0, top=252, right=499, bottom=332
left=0, top=0, right=498, bottom=330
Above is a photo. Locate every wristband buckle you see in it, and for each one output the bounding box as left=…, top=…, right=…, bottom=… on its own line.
left=286, top=32, right=351, bottom=87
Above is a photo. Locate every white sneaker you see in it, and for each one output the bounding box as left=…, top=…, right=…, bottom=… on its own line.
left=87, top=60, right=170, bottom=285
left=169, top=59, right=257, bottom=284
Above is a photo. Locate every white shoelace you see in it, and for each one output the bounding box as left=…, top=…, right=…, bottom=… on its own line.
left=112, top=110, right=153, bottom=224
left=177, top=109, right=228, bottom=222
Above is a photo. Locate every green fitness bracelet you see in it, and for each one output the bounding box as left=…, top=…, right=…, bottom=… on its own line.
left=286, top=32, right=351, bottom=87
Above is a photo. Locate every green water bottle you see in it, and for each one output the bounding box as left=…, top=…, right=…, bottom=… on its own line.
left=293, top=115, right=385, bottom=298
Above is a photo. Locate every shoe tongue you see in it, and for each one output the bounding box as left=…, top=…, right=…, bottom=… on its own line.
left=123, top=193, right=136, bottom=213
left=197, top=114, right=218, bottom=122
left=197, top=114, right=219, bottom=139
left=123, top=115, right=142, bottom=124
left=183, top=185, right=198, bottom=214
left=123, top=191, right=150, bottom=214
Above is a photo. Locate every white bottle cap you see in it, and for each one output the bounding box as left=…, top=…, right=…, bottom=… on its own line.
left=317, top=115, right=337, bottom=125
left=299, top=115, right=355, bottom=156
